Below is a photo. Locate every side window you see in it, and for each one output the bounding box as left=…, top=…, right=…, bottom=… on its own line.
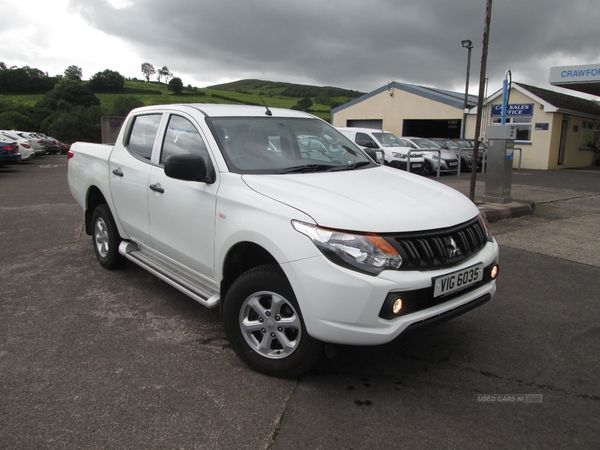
left=355, top=132, right=376, bottom=148
left=160, top=115, right=211, bottom=166
left=126, top=114, right=161, bottom=160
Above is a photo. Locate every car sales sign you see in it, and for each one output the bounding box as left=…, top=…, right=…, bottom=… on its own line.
left=491, top=103, right=534, bottom=116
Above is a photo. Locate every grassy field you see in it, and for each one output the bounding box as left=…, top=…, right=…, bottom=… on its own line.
left=0, top=94, right=46, bottom=108
left=92, top=79, right=359, bottom=122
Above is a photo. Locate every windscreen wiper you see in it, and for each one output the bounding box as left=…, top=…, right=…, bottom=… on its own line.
left=274, top=164, right=334, bottom=174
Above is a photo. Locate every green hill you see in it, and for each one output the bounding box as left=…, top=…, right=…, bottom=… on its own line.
left=0, top=78, right=364, bottom=141
left=0, top=78, right=363, bottom=123
left=93, top=78, right=363, bottom=122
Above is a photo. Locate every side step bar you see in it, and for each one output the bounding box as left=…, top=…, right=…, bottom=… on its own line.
left=119, top=241, right=220, bottom=309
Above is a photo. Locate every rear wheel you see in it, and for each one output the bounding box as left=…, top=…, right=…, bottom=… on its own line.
left=91, top=204, right=126, bottom=269
left=223, top=264, right=322, bottom=377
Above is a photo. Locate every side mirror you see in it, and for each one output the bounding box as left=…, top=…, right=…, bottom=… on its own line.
left=164, top=154, right=213, bottom=183
left=363, top=148, right=384, bottom=164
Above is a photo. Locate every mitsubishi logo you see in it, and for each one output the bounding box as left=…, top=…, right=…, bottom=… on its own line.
left=445, top=237, right=462, bottom=259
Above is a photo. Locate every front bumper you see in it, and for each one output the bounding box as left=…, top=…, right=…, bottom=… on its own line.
left=387, top=158, right=425, bottom=173
left=283, top=239, right=499, bottom=345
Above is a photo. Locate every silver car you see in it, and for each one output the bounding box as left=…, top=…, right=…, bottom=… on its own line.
left=402, top=137, right=459, bottom=175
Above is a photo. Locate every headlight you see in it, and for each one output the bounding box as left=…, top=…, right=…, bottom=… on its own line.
left=479, top=213, right=494, bottom=242
left=392, top=152, right=407, bottom=159
left=292, top=220, right=403, bottom=275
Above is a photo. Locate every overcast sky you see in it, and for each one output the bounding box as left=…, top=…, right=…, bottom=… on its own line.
left=2, top=0, right=599, bottom=98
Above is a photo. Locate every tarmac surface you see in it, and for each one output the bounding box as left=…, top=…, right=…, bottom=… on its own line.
left=1, top=157, right=599, bottom=449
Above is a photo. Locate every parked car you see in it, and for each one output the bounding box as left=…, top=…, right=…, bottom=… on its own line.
left=337, top=127, right=425, bottom=173
left=44, top=136, right=64, bottom=154
left=297, top=134, right=384, bottom=164
left=326, top=129, right=386, bottom=164
left=401, top=137, right=459, bottom=175
left=10, top=131, right=47, bottom=155
left=451, top=139, right=486, bottom=171
left=1, top=130, right=45, bottom=156
left=0, top=131, right=36, bottom=161
left=428, top=138, right=476, bottom=172
left=0, top=140, right=22, bottom=167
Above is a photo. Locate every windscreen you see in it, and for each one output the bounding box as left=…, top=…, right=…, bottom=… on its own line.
left=207, top=117, right=375, bottom=174
left=372, top=132, right=408, bottom=148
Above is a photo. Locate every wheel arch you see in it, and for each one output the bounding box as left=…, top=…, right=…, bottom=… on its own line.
left=85, top=185, right=108, bottom=236
left=220, top=241, right=280, bottom=302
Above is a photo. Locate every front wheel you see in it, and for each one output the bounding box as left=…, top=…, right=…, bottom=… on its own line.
left=223, top=264, right=322, bottom=377
left=422, top=160, right=434, bottom=176
left=91, top=204, right=126, bottom=270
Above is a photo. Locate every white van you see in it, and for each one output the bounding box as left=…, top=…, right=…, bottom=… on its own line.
left=337, top=127, right=425, bottom=173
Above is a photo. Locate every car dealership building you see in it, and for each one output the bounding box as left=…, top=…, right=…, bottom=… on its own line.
left=332, top=64, right=600, bottom=170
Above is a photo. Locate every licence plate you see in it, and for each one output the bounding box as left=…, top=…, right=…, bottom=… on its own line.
left=448, top=161, right=458, bottom=166
left=433, top=263, right=484, bottom=297
left=411, top=163, right=422, bottom=168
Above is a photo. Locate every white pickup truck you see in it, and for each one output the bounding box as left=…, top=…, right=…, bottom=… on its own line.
left=67, top=104, right=499, bottom=377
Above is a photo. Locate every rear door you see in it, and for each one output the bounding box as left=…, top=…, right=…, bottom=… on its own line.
left=109, top=113, right=163, bottom=244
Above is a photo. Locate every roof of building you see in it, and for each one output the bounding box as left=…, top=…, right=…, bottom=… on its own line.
left=334, top=80, right=600, bottom=121
left=332, top=81, right=478, bottom=115
left=491, top=82, right=600, bottom=119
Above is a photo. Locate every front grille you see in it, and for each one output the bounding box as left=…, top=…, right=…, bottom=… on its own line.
left=385, top=216, right=488, bottom=270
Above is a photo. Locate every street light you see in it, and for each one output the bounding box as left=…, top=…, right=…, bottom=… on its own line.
left=461, top=39, right=473, bottom=140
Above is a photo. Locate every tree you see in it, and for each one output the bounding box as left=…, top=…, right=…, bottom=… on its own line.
left=0, top=65, right=57, bottom=93
left=64, top=65, right=83, bottom=81
left=33, top=80, right=103, bottom=143
left=112, top=95, right=144, bottom=116
left=43, top=105, right=104, bottom=144
left=167, top=77, right=184, bottom=94
left=36, top=79, right=100, bottom=111
left=157, top=66, right=171, bottom=83
left=291, top=97, right=313, bottom=112
left=141, top=62, right=155, bottom=82
left=0, top=110, right=34, bottom=130
left=88, top=69, right=125, bottom=92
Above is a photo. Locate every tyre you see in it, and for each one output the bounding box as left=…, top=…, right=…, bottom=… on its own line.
left=223, top=264, right=322, bottom=377
left=422, top=160, right=434, bottom=176
left=91, top=204, right=126, bottom=270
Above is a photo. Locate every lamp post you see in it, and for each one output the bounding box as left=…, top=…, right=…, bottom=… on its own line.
left=461, top=39, right=473, bottom=140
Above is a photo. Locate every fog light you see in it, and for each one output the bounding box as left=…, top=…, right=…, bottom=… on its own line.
left=392, top=298, right=403, bottom=315
left=490, top=264, right=499, bottom=279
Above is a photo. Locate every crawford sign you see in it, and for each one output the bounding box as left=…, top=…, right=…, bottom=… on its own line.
left=550, top=65, right=600, bottom=83
left=491, top=103, right=534, bottom=116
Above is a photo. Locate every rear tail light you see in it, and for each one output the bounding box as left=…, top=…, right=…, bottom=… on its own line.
left=22, top=143, right=31, bottom=148
left=66, top=150, right=74, bottom=166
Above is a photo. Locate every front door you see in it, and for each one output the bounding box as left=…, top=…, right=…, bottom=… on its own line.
left=147, top=114, right=218, bottom=277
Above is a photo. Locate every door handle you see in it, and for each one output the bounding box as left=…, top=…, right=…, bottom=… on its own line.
left=149, top=183, right=164, bottom=193
left=112, top=168, right=123, bottom=177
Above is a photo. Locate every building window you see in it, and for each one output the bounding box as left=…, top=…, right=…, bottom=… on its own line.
left=491, top=117, right=532, bottom=141
left=581, top=121, right=599, bottom=148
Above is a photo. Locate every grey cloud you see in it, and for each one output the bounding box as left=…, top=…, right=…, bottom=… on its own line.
left=69, top=0, right=600, bottom=94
